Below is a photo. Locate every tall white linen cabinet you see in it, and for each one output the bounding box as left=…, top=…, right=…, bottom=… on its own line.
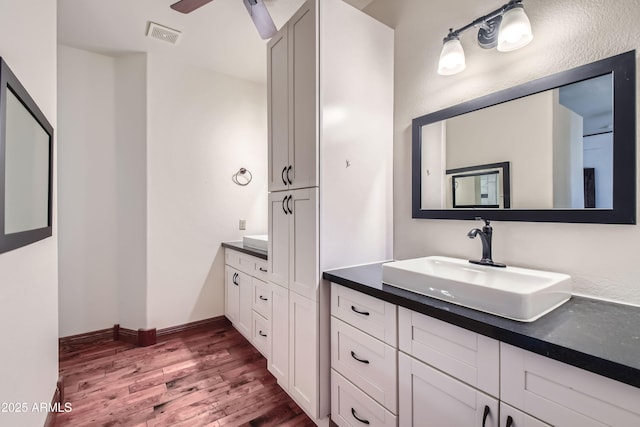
left=266, top=0, right=394, bottom=424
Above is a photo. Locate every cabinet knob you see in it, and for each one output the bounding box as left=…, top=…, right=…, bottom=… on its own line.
left=281, top=166, right=288, bottom=186
left=351, top=305, right=370, bottom=316
left=351, top=408, right=370, bottom=425
left=350, top=351, right=370, bottom=365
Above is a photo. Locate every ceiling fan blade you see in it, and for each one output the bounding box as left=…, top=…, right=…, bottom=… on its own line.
left=170, top=0, right=215, bottom=14
left=242, top=0, right=277, bottom=39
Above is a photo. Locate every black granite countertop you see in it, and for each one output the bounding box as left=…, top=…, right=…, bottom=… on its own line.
left=221, top=241, right=268, bottom=260
left=323, top=262, right=640, bottom=389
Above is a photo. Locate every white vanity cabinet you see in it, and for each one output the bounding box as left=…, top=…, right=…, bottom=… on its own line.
left=266, top=0, right=394, bottom=422
left=397, top=307, right=499, bottom=427
left=224, top=249, right=270, bottom=353
left=330, top=283, right=398, bottom=427
left=500, top=343, right=640, bottom=426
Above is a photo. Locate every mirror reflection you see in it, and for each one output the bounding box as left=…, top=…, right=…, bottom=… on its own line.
left=421, top=74, right=613, bottom=211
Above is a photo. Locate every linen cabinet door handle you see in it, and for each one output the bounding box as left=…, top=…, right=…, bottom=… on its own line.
left=351, top=305, right=370, bottom=316
left=282, top=197, right=288, bottom=214
left=259, top=296, right=268, bottom=301
left=286, top=195, right=293, bottom=214
left=350, top=351, right=370, bottom=364
left=259, top=330, right=267, bottom=337
left=506, top=416, right=514, bottom=427
left=259, top=267, right=268, bottom=272
left=482, top=405, right=490, bottom=427
left=351, top=408, right=370, bottom=425
left=281, top=166, right=287, bottom=186
left=286, top=165, right=293, bottom=185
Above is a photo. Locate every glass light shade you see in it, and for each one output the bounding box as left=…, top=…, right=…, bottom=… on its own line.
left=497, top=4, right=533, bottom=52
left=438, top=37, right=466, bottom=75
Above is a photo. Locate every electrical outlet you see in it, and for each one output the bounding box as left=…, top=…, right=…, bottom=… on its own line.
left=239, top=219, right=246, bottom=230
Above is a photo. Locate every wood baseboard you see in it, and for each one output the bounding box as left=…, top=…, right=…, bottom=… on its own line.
left=157, top=315, right=228, bottom=339
left=60, top=316, right=227, bottom=349
left=59, top=328, right=114, bottom=347
left=43, top=376, right=64, bottom=427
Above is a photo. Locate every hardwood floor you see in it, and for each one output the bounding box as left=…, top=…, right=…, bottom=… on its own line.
left=55, top=318, right=315, bottom=427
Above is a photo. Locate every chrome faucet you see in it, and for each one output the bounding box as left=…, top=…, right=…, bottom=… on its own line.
left=467, top=218, right=506, bottom=268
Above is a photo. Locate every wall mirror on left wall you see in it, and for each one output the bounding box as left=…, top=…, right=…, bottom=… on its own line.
left=0, top=57, right=54, bottom=254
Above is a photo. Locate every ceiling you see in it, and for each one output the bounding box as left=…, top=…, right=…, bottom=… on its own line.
left=58, top=0, right=373, bottom=84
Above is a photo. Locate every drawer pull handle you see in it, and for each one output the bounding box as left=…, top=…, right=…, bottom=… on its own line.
left=259, top=330, right=267, bottom=337
left=259, top=295, right=268, bottom=301
left=351, top=305, right=370, bottom=316
left=351, top=408, right=370, bottom=425
left=281, top=166, right=288, bottom=186
left=506, top=415, right=514, bottom=427
left=482, top=405, right=490, bottom=427
left=350, top=351, right=370, bottom=364
left=259, top=267, right=268, bottom=272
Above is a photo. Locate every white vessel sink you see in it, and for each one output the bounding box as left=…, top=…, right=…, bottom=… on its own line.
left=243, top=234, right=268, bottom=251
left=382, top=256, right=571, bottom=322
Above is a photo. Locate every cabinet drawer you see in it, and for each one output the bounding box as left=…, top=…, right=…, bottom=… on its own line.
left=331, top=283, right=396, bottom=346
left=500, top=403, right=551, bottom=427
left=252, top=278, right=271, bottom=319
left=254, top=258, right=269, bottom=281
left=331, top=370, right=397, bottom=427
left=225, top=249, right=242, bottom=270
left=398, top=307, right=499, bottom=397
left=252, top=311, right=270, bottom=358
left=331, top=317, right=397, bottom=413
left=501, top=343, right=640, bottom=426
left=398, top=352, right=498, bottom=427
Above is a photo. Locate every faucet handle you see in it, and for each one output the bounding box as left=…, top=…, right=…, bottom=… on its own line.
left=475, top=217, right=491, bottom=226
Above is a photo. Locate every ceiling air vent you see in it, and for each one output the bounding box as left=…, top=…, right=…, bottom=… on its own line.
left=146, top=22, right=182, bottom=45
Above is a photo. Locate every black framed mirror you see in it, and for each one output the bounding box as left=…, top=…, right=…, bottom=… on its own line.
left=0, top=57, right=54, bottom=253
left=412, top=50, right=636, bottom=224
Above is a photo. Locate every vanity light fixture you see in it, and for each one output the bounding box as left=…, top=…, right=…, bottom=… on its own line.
left=437, top=0, right=533, bottom=75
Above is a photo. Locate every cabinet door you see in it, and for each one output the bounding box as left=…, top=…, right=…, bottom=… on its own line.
left=236, top=270, right=252, bottom=339
left=268, top=191, right=290, bottom=289
left=501, top=343, right=640, bottom=426
left=500, top=403, right=551, bottom=427
left=288, top=0, right=317, bottom=190
left=225, top=266, right=239, bottom=324
left=289, top=187, right=318, bottom=300
left=267, top=24, right=290, bottom=192
left=398, top=352, right=498, bottom=427
left=268, top=282, right=289, bottom=389
left=289, top=291, right=318, bottom=418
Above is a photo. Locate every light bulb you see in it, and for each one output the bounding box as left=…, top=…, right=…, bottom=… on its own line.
left=497, top=3, right=533, bottom=52
left=438, top=36, right=466, bottom=76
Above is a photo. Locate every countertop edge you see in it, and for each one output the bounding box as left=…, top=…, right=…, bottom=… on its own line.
left=323, top=269, right=640, bottom=390
left=221, top=241, right=268, bottom=260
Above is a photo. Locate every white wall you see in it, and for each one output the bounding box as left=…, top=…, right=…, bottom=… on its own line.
left=365, top=0, right=640, bottom=304
left=0, top=1, right=58, bottom=426
left=146, top=55, right=267, bottom=329
left=114, top=54, right=149, bottom=330
left=58, top=46, right=119, bottom=336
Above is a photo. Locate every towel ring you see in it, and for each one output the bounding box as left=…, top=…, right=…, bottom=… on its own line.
left=232, top=168, right=252, bottom=186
